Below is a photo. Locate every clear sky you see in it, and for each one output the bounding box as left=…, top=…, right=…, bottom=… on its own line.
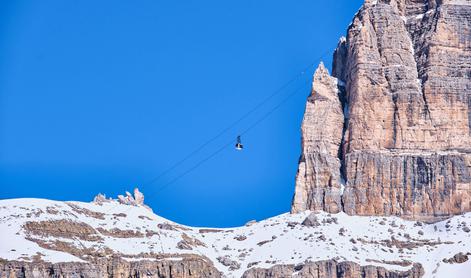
left=0, top=0, right=363, bottom=227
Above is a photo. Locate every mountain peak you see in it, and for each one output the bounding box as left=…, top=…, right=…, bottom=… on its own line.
left=293, top=0, right=471, bottom=221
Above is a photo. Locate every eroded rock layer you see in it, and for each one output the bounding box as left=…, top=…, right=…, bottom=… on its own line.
left=0, top=257, right=221, bottom=278
left=242, top=261, right=424, bottom=278
left=292, top=0, right=471, bottom=220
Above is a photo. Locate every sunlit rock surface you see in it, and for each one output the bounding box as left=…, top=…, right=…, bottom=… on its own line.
left=292, top=0, right=471, bottom=221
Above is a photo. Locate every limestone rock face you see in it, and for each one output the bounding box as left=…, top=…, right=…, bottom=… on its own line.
left=241, top=261, right=424, bottom=278
left=342, top=151, right=471, bottom=221
left=291, top=63, right=346, bottom=214
left=0, top=257, right=221, bottom=278
left=292, top=0, right=471, bottom=220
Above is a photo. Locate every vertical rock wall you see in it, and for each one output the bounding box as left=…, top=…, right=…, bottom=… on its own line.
left=292, top=0, right=471, bottom=220
left=291, top=63, right=345, bottom=213
left=242, top=261, right=424, bottom=278
left=0, top=258, right=221, bottom=278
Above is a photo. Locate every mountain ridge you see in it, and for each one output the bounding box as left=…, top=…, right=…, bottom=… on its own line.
left=1, top=195, right=470, bottom=277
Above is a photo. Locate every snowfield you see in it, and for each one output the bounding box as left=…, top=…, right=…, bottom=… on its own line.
left=0, top=198, right=470, bottom=277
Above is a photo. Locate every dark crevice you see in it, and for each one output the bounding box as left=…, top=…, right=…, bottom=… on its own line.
left=392, top=94, right=399, bottom=147
left=322, top=190, right=327, bottom=211
left=337, top=84, right=348, bottom=170
left=405, top=7, right=440, bottom=124
left=332, top=17, right=350, bottom=213
left=337, top=76, right=349, bottom=213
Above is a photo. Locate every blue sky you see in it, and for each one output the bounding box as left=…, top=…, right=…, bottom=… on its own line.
left=0, top=0, right=363, bottom=227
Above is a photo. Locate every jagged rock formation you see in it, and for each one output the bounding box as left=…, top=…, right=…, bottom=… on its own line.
left=241, top=261, right=424, bottom=278
left=92, top=193, right=110, bottom=204
left=292, top=63, right=346, bottom=214
left=292, top=0, right=471, bottom=221
left=94, top=188, right=153, bottom=212
left=117, top=188, right=145, bottom=206
left=0, top=257, right=221, bottom=278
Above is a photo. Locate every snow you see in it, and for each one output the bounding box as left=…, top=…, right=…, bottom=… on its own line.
left=1, top=198, right=471, bottom=277
left=434, top=259, right=471, bottom=277
left=343, top=103, right=350, bottom=119
left=336, top=79, right=346, bottom=87
left=340, top=178, right=346, bottom=195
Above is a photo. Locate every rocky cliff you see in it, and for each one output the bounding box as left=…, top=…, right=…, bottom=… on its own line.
left=0, top=257, right=220, bottom=278
left=292, top=0, right=471, bottom=221
left=292, top=62, right=346, bottom=214
left=0, top=259, right=425, bottom=278
left=242, top=261, right=424, bottom=278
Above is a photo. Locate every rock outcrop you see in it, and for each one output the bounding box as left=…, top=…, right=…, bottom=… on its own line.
left=0, top=259, right=424, bottom=278
left=93, top=188, right=153, bottom=212
left=292, top=0, right=471, bottom=221
left=442, top=252, right=471, bottom=264
left=292, top=63, right=346, bottom=214
left=0, top=257, right=221, bottom=278
left=242, top=260, right=424, bottom=278
left=117, top=188, right=145, bottom=206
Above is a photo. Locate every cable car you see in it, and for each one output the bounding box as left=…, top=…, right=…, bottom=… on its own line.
left=235, top=136, right=243, bottom=150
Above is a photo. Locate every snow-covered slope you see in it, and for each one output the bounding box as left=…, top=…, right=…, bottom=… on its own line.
left=0, top=198, right=470, bottom=277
